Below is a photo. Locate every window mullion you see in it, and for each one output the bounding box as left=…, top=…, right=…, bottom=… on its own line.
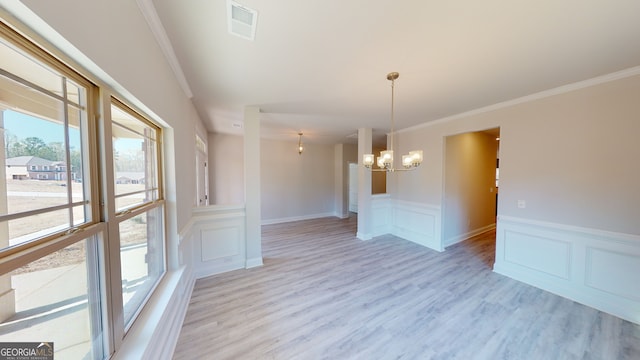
left=61, top=76, right=75, bottom=225
left=99, top=96, right=124, bottom=356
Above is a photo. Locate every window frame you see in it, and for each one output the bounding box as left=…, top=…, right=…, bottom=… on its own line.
left=110, top=98, right=164, bottom=214
left=109, top=97, right=166, bottom=333
left=0, top=21, right=101, bottom=259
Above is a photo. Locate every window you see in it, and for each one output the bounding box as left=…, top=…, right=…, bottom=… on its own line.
left=111, top=100, right=165, bottom=329
left=0, top=21, right=166, bottom=359
left=0, top=25, right=94, bottom=250
left=0, top=22, right=103, bottom=359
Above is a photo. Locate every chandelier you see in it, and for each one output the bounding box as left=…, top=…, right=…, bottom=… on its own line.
left=363, top=72, right=423, bottom=171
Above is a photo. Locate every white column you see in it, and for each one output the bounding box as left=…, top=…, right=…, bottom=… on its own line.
left=357, top=128, right=373, bottom=240
left=244, top=106, right=263, bottom=267
left=0, top=109, right=16, bottom=321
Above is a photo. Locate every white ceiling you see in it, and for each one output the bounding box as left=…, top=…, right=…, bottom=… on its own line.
left=149, top=0, right=640, bottom=145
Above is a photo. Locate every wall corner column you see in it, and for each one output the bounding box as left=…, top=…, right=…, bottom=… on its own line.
left=244, top=106, right=263, bottom=268
left=357, top=128, right=373, bottom=240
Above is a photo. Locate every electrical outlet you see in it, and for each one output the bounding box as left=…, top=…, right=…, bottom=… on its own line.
left=517, top=200, right=526, bottom=208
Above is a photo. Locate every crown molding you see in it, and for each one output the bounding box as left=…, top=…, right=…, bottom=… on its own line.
left=136, top=0, right=193, bottom=99
left=399, top=65, right=640, bottom=134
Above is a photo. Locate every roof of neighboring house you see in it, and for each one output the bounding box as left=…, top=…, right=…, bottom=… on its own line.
left=5, top=156, right=55, bottom=167
left=116, top=172, right=145, bottom=180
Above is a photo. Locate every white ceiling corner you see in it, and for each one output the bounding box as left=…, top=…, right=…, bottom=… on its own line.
left=136, top=0, right=193, bottom=99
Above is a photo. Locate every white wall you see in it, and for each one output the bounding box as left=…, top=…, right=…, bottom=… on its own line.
left=396, top=73, right=640, bottom=235
left=208, top=133, right=244, bottom=205
left=261, top=138, right=335, bottom=223
left=208, top=134, right=341, bottom=223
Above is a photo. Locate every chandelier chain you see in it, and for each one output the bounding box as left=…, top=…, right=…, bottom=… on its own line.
left=390, top=76, right=395, bottom=155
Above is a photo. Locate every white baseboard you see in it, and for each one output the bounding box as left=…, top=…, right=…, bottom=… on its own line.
left=494, top=216, right=640, bottom=325
left=445, top=223, right=496, bottom=248
left=245, top=257, right=264, bottom=268
left=194, top=260, right=245, bottom=280
left=261, top=212, right=336, bottom=225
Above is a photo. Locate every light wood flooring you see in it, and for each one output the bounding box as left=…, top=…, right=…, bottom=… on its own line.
left=173, top=216, right=640, bottom=359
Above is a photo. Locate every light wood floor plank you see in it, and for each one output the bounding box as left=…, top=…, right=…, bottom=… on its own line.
left=173, top=216, right=640, bottom=359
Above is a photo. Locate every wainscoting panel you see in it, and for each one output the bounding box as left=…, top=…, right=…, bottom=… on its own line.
left=371, top=195, right=392, bottom=237
left=494, top=216, right=640, bottom=324
left=201, top=227, right=241, bottom=262
left=585, top=247, right=640, bottom=302
left=503, top=230, right=571, bottom=280
left=391, top=200, right=442, bottom=252
left=189, top=205, right=247, bottom=279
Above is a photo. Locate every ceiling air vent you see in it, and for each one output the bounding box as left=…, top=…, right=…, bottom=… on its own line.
left=227, top=1, right=258, bottom=41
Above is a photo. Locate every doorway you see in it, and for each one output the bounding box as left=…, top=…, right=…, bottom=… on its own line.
left=348, top=162, right=358, bottom=213
left=195, top=134, right=209, bottom=207
left=442, top=128, right=500, bottom=248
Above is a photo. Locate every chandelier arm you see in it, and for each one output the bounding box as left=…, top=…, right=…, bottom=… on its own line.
left=370, top=167, right=418, bottom=172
